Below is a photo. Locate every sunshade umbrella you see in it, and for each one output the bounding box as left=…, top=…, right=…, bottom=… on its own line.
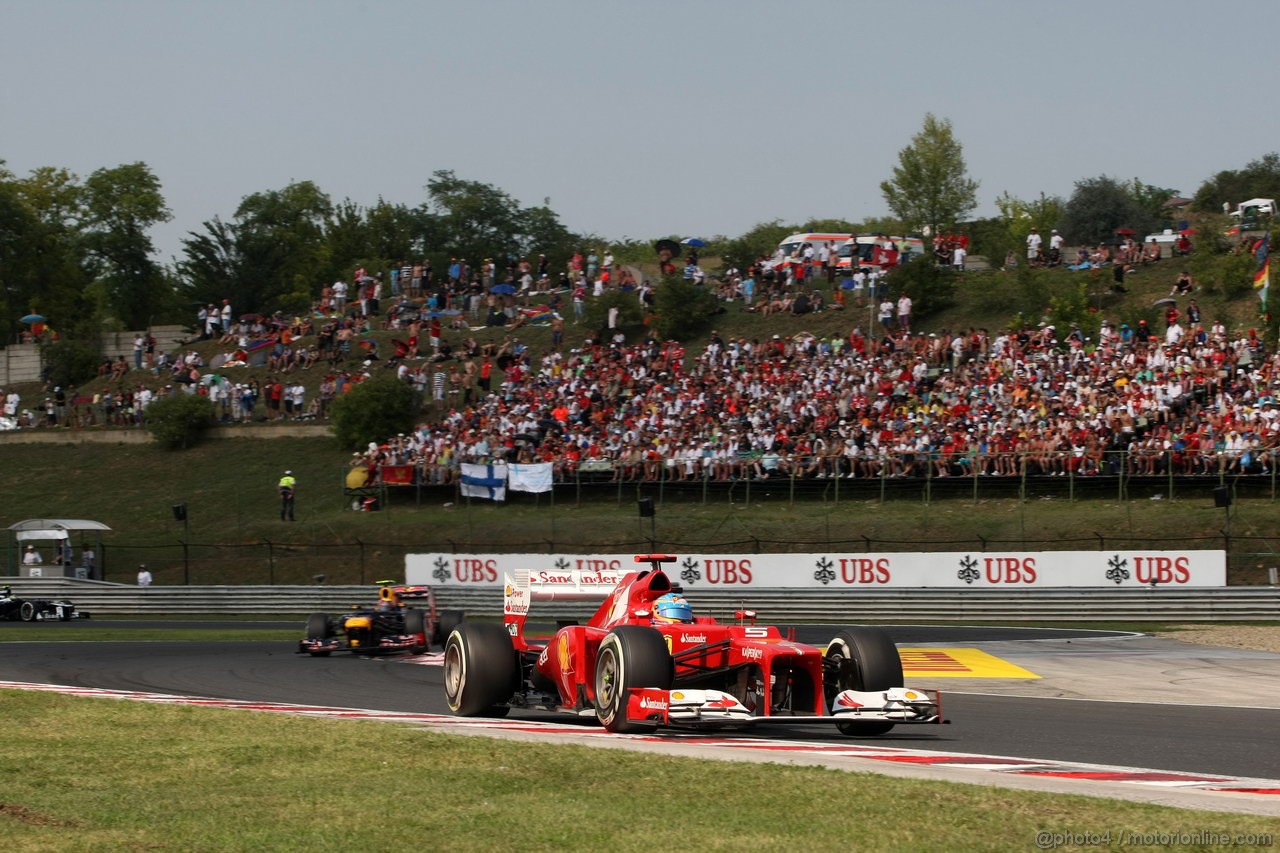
left=654, top=239, right=681, bottom=256
left=490, top=284, right=516, bottom=295
left=1114, top=228, right=1137, bottom=236
left=1179, top=228, right=1197, bottom=236
left=1152, top=297, right=1178, bottom=308
left=681, top=238, right=707, bottom=247
left=20, top=314, right=45, bottom=324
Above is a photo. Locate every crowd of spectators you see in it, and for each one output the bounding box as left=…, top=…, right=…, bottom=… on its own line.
left=10, top=240, right=1279, bottom=490
left=350, top=308, right=1280, bottom=487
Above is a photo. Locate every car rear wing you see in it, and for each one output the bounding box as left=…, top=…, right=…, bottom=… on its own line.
left=503, top=556, right=679, bottom=639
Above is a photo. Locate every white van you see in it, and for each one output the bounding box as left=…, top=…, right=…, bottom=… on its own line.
left=836, top=235, right=926, bottom=273
left=772, top=232, right=853, bottom=271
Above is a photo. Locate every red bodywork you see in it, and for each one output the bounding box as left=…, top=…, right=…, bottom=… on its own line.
left=508, top=556, right=827, bottom=719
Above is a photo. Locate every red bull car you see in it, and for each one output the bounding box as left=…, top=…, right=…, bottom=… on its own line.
left=443, top=555, right=943, bottom=735
left=299, top=583, right=461, bottom=657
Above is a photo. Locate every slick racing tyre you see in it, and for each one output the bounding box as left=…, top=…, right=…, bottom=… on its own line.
left=19, top=601, right=36, bottom=622
left=432, top=609, right=465, bottom=649
left=443, top=622, right=517, bottom=717
left=825, top=626, right=903, bottom=736
left=403, top=610, right=427, bottom=653
left=305, top=613, right=333, bottom=657
left=593, top=626, right=673, bottom=734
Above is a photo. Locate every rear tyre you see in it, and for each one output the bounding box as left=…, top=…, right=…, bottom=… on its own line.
left=825, top=627, right=903, bottom=736
left=593, top=626, right=673, bottom=733
left=305, top=613, right=333, bottom=657
left=18, top=601, right=36, bottom=622
left=443, top=622, right=517, bottom=717
left=403, top=610, right=427, bottom=653
left=433, top=609, right=465, bottom=649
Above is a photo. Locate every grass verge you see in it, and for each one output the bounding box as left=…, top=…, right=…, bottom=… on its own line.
left=1, top=690, right=1275, bottom=852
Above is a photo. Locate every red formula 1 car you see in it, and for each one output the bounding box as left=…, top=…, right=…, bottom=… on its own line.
left=299, top=583, right=461, bottom=657
left=443, top=555, right=943, bottom=735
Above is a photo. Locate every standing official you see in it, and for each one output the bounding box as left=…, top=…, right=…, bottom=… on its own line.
left=278, top=470, right=297, bottom=521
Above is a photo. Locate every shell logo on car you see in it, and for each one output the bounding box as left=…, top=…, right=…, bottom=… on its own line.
left=558, top=634, right=572, bottom=673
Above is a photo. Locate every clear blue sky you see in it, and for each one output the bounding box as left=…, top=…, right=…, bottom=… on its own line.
left=3, top=0, right=1275, bottom=260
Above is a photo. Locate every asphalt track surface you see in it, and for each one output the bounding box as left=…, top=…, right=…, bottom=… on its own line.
left=4, top=622, right=1280, bottom=783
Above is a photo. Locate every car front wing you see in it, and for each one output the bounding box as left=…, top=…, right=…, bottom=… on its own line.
left=624, top=687, right=944, bottom=730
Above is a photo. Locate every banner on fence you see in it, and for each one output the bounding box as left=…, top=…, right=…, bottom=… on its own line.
left=508, top=462, right=553, bottom=494
left=406, top=550, right=1226, bottom=589
left=460, top=463, right=506, bottom=501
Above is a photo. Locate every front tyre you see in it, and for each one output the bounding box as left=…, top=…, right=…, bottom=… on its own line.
left=825, top=626, right=903, bottom=736
left=443, top=622, right=517, bottom=717
left=403, top=610, right=427, bottom=653
left=593, top=626, right=673, bottom=733
left=305, top=612, right=333, bottom=657
left=18, top=601, right=36, bottom=622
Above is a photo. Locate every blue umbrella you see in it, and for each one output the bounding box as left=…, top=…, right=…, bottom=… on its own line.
left=21, top=314, right=45, bottom=324
left=490, top=284, right=516, bottom=295
left=681, top=238, right=707, bottom=248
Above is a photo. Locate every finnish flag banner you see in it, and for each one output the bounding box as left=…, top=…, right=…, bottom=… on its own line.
left=461, top=463, right=507, bottom=501
left=508, top=462, right=553, bottom=493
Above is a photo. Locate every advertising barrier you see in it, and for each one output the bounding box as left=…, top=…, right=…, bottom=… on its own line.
left=406, top=550, right=1226, bottom=590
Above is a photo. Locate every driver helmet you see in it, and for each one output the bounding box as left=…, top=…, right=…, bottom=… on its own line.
left=652, top=592, right=693, bottom=624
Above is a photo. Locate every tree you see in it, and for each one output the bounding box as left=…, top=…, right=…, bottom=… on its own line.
left=329, top=377, right=421, bottom=451
left=1058, top=176, right=1160, bottom=246
left=1192, top=153, right=1280, bottom=213
left=177, top=181, right=333, bottom=317
left=81, top=162, right=173, bottom=329
left=880, top=114, right=979, bottom=235
left=992, top=191, right=1064, bottom=259
left=415, top=171, right=582, bottom=275
left=717, top=220, right=795, bottom=270
left=649, top=274, right=721, bottom=341
left=9, top=166, right=95, bottom=338
left=418, top=170, right=523, bottom=266
left=143, top=392, right=216, bottom=450
left=177, top=217, right=289, bottom=318
left=234, top=181, right=333, bottom=307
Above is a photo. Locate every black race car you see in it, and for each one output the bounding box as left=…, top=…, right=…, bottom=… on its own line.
left=0, top=586, right=89, bottom=622
left=299, top=582, right=461, bottom=656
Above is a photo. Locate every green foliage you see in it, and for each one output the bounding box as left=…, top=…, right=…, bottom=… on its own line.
left=716, top=220, right=794, bottom=269
left=1191, top=152, right=1280, bottom=213
left=1046, top=281, right=1095, bottom=337
left=1128, top=179, right=1181, bottom=222
left=604, top=237, right=658, bottom=267
left=143, top=392, right=216, bottom=450
left=415, top=171, right=580, bottom=276
left=39, top=337, right=102, bottom=390
left=328, top=376, right=421, bottom=451
left=649, top=274, right=722, bottom=341
left=584, top=290, right=643, bottom=334
left=1013, top=264, right=1051, bottom=323
left=883, top=258, right=956, bottom=320
left=3, top=166, right=96, bottom=338
left=880, top=113, right=979, bottom=234
left=992, top=191, right=1064, bottom=260
left=1219, top=240, right=1259, bottom=301
left=81, top=162, right=172, bottom=330
left=1059, top=176, right=1161, bottom=246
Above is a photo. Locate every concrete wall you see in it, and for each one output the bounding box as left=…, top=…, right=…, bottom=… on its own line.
left=0, top=325, right=190, bottom=386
